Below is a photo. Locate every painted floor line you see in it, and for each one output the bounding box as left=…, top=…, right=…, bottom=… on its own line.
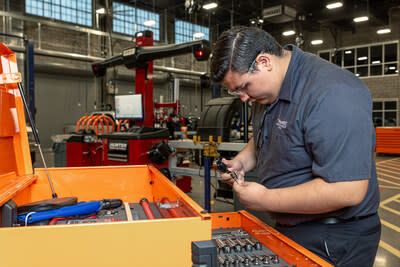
left=381, top=219, right=400, bottom=232
left=380, top=194, right=400, bottom=205
left=378, top=161, right=400, bottom=168
left=377, top=158, right=400, bottom=165
left=377, top=165, right=400, bottom=175
left=377, top=168, right=400, bottom=179
left=380, top=205, right=400, bottom=216
left=378, top=177, right=400, bottom=187
left=379, top=240, right=400, bottom=259
left=379, top=185, right=400, bottom=190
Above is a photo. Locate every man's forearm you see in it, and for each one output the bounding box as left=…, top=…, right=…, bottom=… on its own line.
left=235, top=178, right=369, bottom=214
left=234, top=138, right=257, bottom=172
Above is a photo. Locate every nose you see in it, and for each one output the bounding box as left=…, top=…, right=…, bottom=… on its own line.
left=240, top=94, right=249, bottom=102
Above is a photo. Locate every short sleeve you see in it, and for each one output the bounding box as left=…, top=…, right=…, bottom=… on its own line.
left=304, top=87, right=374, bottom=182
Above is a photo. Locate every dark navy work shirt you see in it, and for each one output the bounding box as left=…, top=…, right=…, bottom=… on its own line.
left=252, top=45, right=380, bottom=226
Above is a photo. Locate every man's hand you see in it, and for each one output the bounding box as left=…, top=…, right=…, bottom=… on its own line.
left=233, top=182, right=269, bottom=211
left=217, top=158, right=245, bottom=185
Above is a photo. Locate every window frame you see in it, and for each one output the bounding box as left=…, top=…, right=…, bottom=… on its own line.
left=318, top=41, right=399, bottom=79
left=174, top=19, right=210, bottom=44
left=25, top=0, right=92, bottom=27
left=112, top=1, right=160, bottom=41
left=373, top=98, right=398, bottom=127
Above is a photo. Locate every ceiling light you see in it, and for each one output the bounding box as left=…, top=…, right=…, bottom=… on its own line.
left=193, top=32, right=205, bottom=39
left=353, top=16, right=369, bottom=22
left=96, top=8, right=105, bottom=14
left=372, top=60, right=381, bottom=64
left=326, top=2, right=343, bottom=9
left=258, top=19, right=264, bottom=24
left=203, top=2, right=218, bottom=10
left=377, top=28, right=391, bottom=34
left=311, top=40, right=323, bottom=45
left=355, top=73, right=360, bottom=77
left=345, top=50, right=352, bottom=54
left=144, top=20, right=156, bottom=26
left=389, top=66, right=396, bottom=70
left=282, top=30, right=295, bottom=36
left=358, top=56, right=368, bottom=61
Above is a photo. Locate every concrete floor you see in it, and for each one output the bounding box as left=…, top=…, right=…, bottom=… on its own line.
left=35, top=151, right=399, bottom=266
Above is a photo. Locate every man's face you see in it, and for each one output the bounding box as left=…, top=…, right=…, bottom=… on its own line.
left=222, top=55, right=281, bottom=105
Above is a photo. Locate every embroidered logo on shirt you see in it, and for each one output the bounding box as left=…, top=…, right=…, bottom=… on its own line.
left=276, top=118, right=288, bottom=129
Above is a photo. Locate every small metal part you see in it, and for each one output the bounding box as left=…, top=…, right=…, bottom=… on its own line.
left=244, top=253, right=254, bottom=262
left=243, top=257, right=250, bottom=266
left=215, top=239, right=225, bottom=253
left=216, top=159, right=239, bottom=183
left=254, top=257, right=261, bottom=265
left=245, top=243, right=252, bottom=252
left=254, top=254, right=264, bottom=261
left=236, top=238, right=246, bottom=247
left=226, top=239, right=236, bottom=251
left=263, top=255, right=270, bottom=265
left=245, top=238, right=256, bottom=247
left=255, top=241, right=261, bottom=250
left=236, top=254, right=245, bottom=263
left=272, top=255, right=280, bottom=264
left=224, top=245, right=231, bottom=254
left=217, top=255, right=225, bottom=265
left=226, top=255, right=235, bottom=264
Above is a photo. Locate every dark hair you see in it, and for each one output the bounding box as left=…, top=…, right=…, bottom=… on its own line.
left=210, top=26, right=283, bottom=83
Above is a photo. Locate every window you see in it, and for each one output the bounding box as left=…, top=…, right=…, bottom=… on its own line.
left=25, top=0, right=92, bottom=27
left=175, top=20, right=209, bottom=44
left=112, top=2, right=160, bottom=40
left=318, top=42, right=398, bottom=78
left=373, top=99, right=398, bottom=127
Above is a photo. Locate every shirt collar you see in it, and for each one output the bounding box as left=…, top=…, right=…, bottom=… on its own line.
left=277, top=44, right=299, bottom=103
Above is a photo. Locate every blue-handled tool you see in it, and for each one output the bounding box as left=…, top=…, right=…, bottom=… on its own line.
left=18, top=201, right=102, bottom=224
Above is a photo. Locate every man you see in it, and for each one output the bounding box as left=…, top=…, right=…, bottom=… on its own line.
left=211, top=26, right=381, bottom=267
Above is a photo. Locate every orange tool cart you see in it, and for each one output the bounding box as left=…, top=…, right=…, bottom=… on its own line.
left=375, top=127, right=400, bottom=154
left=0, top=42, right=332, bottom=267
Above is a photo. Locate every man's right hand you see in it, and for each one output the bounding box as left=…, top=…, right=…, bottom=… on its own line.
left=219, top=158, right=245, bottom=185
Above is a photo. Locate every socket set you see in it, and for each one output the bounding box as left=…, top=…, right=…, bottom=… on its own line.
left=212, top=228, right=291, bottom=267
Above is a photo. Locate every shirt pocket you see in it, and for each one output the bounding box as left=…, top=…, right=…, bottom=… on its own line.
left=263, top=123, right=311, bottom=174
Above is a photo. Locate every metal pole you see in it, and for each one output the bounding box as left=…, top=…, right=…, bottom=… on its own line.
left=17, top=82, right=57, bottom=199
left=204, top=156, right=211, bottom=212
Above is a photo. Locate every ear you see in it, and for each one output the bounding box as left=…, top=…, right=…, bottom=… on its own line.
left=257, top=54, right=272, bottom=71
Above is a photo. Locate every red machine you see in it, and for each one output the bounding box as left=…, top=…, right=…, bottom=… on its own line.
left=67, top=31, right=210, bottom=177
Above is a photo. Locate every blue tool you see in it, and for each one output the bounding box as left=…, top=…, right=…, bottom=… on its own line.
left=18, top=201, right=102, bottom=224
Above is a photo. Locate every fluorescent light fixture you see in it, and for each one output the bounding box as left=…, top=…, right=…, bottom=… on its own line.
left=96, top=8, right=105, bottom=14
left=326, top=2, right=343, bottom=9
left=358, top=56, right=368, bottom=61
left=353, top=16, right=369, bottom=22
left=258, top=19, right=264, bottom=24
left=355, top=73, right=360, bottom=77
left=311, top=40, right=323, bottom=45
left=203, top=2, right=218, bottom=10
left=389, top=66, right=396, bottom=70
left=377, top=28, right=391, bottom=34
left=144, top=20, right=156, bottom=27
left=372, top=60, right=381, bottom=64
left=193, top=32, right=205, bottom=39
left=282, top=30, right=295, bottom=36
left=345, top=50, right=352, bottom=54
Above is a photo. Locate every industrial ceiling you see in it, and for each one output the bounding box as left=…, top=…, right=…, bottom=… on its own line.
left=120, top=0, right=400, bottom=35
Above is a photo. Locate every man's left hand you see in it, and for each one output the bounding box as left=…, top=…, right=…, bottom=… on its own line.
left=233, top=181, right=269, bottom=211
